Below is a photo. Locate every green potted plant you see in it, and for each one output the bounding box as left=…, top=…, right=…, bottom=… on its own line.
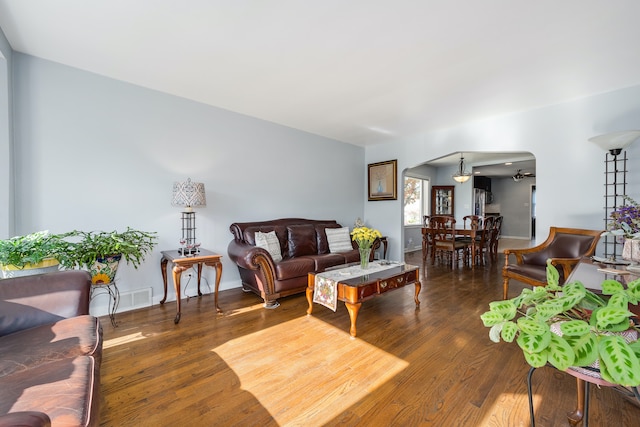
left=0, top=230, right=78, bottom=278
left=480, top=261, right=640, bottom=386
left=70, top=228, right=157, bottom=284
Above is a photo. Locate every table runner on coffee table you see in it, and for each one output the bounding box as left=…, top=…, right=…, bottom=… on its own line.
left=313, top=261, right=404, bottom=311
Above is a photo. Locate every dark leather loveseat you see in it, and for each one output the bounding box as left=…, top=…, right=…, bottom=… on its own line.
left=228, top=218, right=378, bottom=308
left=0, top=270, right=103, bottom=427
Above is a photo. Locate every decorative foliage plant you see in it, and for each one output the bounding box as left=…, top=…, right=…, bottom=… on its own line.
left=481, top=261, right=640, bottom=387
left=69, top=228, right=157, bottom=269
left=0, top=231, right=77, bottom=269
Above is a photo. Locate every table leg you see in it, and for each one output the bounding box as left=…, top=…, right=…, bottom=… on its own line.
left=213, top=261, right=222, bottom=313
left=160, top=256, right=168, bottom=304
left=567, top=378, right=586, bottom=426
left=414, top=281, right=421, bottom=306
left=345, top=301, right=361, bottom=337
left=172, top=265, right=186, bottom=324
left=306, top=286, right=314, bottom=315
left=196, top=262, right=204, bottom=297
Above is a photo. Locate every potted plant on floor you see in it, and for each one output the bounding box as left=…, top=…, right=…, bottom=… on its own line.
left=480, top=261, right=640, bottom=387
left=69, top=228, right=157, bottom=284
left=0, top=230, right=77, bottom=278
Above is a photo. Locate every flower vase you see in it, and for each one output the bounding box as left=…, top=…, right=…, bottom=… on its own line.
left=359, top=247, right=371, bottom=269
left=623, top=239, right=640, bottom=265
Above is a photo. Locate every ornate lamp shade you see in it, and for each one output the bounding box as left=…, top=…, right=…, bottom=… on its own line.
left=172, top=178, right=206, bottom=212
left=589, top=130, right=640, bottom=155
left=452, top=154, right=471, bottom=183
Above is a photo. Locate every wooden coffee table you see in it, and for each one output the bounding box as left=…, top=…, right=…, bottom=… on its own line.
left=306, top=263, right=421, bottom=337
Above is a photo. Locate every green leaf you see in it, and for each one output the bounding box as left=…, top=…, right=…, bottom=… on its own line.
left=628, top=340, right=640, bottom=360
left=501, top=321, right=518, bottom=343
left=598, top=335, right=640, bottom=386
left=562, top=281, right=586, bottom=299
left=535, top=299, right=564, bottom=321
left=546, top=261, right=560, bottom=287
left=481, top=311, right=504, bottom=327
left=523, top=349, right=548, bottom=368
left=488, top=300, right=517, bottom=320
left=595, top=307, right=634, bottom=329
left=559, top=320, right=591, bottom=336
left=564, top=333, right=598, bottom=366
left=607, top=293, right=629, bottom=310
left=626, top=278, right=640, bottom=303
left=517, top=318, right=550, bottom=336
left=547, top=333, right=575, bottom=371
left=517, top=331, right=551, bottom=354
left=601, top=279, right=625, bottom=295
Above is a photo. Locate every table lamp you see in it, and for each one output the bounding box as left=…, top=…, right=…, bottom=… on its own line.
left=172, top=178, right=206, bottom=255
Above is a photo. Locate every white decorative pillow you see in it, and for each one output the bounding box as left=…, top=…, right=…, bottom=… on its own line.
left=255, top=231, right=283, bottom=262
left=326, top=227, right=353, bottom=253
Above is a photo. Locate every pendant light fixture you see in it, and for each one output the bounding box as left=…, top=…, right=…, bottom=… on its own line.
left=452, top=153, right=471, bottom=183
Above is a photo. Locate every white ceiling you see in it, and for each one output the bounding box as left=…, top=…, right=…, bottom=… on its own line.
left=1, top=1, right=639, bottom=147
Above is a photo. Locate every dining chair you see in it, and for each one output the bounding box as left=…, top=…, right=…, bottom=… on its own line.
left=489, top=215, right=503, bottom=260
left=469, top=216, right=494, bottom=266
left=429, top=216, right=468, bottom=268
left=421, top=215, right=432, bottom=261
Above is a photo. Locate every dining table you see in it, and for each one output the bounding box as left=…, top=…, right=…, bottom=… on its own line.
left=421, top=226, right=480, bottom=267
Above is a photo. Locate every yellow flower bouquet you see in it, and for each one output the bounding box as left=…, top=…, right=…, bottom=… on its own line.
left=351, top=226, right=382, bottom=269
left=350, top=226, right=382, bottom=249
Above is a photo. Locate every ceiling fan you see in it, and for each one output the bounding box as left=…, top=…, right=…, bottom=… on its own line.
left=512, top=169, right=535, bottom=182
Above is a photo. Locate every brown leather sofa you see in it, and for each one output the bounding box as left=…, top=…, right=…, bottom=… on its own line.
left=228, top=218, right=378, bottom=308
left=0, top=270, right=103, bottom=427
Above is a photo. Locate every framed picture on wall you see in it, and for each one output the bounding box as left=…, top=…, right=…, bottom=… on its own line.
left=368, top=159, right=397, bottom=201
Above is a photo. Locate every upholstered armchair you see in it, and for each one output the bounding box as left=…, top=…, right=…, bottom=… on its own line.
left=502, top=227, right=602, bottom=299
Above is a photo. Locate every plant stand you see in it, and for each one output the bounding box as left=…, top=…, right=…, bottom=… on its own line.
left=90, top=280, right=120, bottom=327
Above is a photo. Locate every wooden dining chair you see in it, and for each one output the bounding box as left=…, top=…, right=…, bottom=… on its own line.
left=489, top=215, right=503, bottom=260
left=429, top=216, right=468, bottom=268
left=469, top=216, right=494, bottom=266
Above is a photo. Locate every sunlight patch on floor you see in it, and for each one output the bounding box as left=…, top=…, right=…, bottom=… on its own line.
left=213, top=315, right=409, bottom=425
left=103, top=331, right=148, bottom=349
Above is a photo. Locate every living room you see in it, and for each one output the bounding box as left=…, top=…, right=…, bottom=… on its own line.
left=2, top=2, right=640, bottom=425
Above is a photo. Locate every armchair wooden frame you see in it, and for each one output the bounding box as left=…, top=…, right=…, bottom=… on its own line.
left=502, top=227, right=602, bottom=300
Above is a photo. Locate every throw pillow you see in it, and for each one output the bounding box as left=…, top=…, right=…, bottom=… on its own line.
left=255, top=231, right=283, bottom=262
left=326, top=227, right=353, bottom=253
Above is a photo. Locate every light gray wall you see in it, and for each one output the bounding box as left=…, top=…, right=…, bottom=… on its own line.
left=491, top=177, right=536, bottom=238
left=11, top=53, right=364, bottom=315
left=0, top=27, right=11, bottom=238
left=366, top=85, right=640, bottom=261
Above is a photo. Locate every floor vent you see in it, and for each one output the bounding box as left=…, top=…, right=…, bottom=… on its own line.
left=119, top=287, right=152, bottom=311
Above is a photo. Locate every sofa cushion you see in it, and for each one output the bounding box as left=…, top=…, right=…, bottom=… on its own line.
left=287, top=225, right=317, bottom=258
left=254, top=231, right=283, bottom=262
left=0, top=356, right=98, bottom=427
left=306, top=254, right=348, bottom=272
left=274, top=257, right=316, bottom=281
left=326, top=227, right=353, bottom=253
left=315, top=224, right=341, bottom=254
left=0, top=315, right=102, bottom=378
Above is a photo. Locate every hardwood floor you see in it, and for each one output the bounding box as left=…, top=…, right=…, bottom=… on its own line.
left=98, top=243, right=640, bottom=426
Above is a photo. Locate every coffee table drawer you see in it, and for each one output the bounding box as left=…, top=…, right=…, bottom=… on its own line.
left=378, top=270, right=416, bottom=293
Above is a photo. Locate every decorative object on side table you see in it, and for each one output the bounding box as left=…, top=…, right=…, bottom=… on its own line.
left=481, top=260, right=640, bottom=387
left=172, top=177, right=206, bottom=255
left=605, top=195, right=640, bottom=264
left=351, top=226, right=382, bottom=269
left=0, top=230, right=77, bottom=278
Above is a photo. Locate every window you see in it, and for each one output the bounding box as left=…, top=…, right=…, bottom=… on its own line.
left=404, top=176, right=429, bottom=225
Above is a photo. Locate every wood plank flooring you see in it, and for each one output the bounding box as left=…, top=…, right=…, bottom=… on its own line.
left=98, top=244, right=640, bottom=426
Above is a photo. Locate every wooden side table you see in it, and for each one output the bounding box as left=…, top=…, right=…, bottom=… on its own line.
left=160, top=248, right=223, bottom=324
